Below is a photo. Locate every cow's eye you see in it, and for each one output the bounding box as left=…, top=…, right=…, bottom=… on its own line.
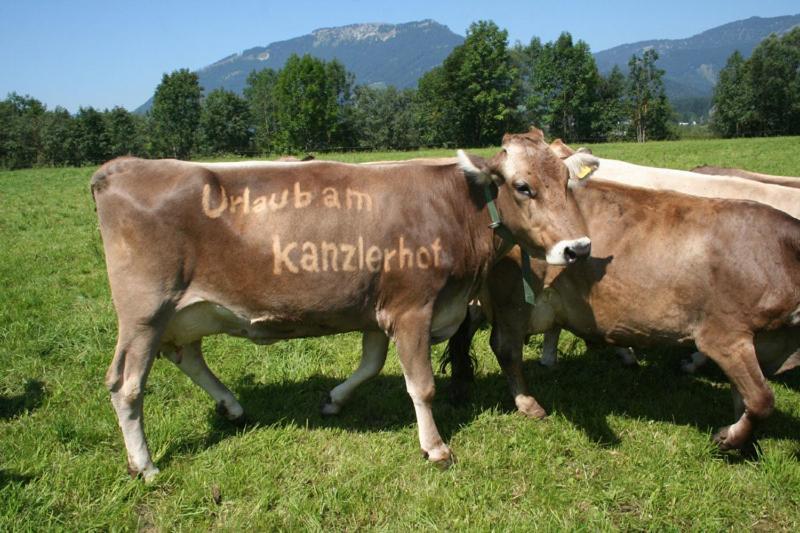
left=513, top=181, right=536, bottom=198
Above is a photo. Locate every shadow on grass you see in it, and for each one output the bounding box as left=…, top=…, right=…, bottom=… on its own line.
left=158, top=370, right=512, bottom=468
left=0, top=469, right=34, bottom=488
left=501, top=345, right=800, bottom=451
left=0, top=379, right=45, bottom=420
left=157, top=346, right=800, bottom=467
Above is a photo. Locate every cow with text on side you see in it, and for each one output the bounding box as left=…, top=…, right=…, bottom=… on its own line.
left=91, top=127, right=591, bottom=480
left=441, top=149, right=800, bottom=454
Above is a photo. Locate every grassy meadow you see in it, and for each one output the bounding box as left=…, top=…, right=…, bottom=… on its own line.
left=2, top=137, right=800, bottom=530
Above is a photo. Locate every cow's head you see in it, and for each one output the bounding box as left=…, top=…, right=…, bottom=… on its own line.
left=458, top=127, right=592, bottom=266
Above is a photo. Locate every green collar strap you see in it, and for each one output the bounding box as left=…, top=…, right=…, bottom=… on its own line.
left=482, top=184, right=536, bottom=305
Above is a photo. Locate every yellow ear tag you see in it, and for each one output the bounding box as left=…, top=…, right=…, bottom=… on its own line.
left=577, top=165, right=593, bottom=180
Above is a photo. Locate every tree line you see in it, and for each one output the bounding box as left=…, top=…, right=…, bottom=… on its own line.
left=1, top=21, right=675, bottom=170
left=711, top=27, right=800, bottom=137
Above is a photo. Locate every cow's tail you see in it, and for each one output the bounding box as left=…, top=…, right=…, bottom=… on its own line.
left=439, top=310, right=481, bottom=405
left=90, top=167, right=106, bottom=205
left=90, top=156, right=137, bottom=205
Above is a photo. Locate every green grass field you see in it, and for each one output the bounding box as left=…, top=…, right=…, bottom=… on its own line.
left=2, top=137, right=800, bottom=530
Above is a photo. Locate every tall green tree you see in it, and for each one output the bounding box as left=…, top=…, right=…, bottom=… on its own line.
left=41, top=107, right=77, bottom=166
left=150, top=69, right=202, bottom=158
left=594, top=66, right=627, bottom=141
left=244, top=68, right=279, bottom=153
left=351, top=85, right=418, bottom=150
left=455, top=21, right=519, bottom=146
left=509, top=37, right=543, bottom=128
left=272, top=55, right=354, bottom=152
left=414, top=66, right=458, bottom=146
left=73, top=107, right=110, bottom=164
left=198, top=89, right=252, bottom=155
left=105, top=106, right=143, bottom=158
left=710, top=51, right=755, bottom=137
left=0, top=93, right=45, bottom=168
left=416, top=21, right=518, bottom=147
left=627, top=49, right=672, bottom=142
left=747, top=28, right=800, bottom=135
left=711, top=28, right=800, bottom=138
left=526, top=33, right=601, bottom=141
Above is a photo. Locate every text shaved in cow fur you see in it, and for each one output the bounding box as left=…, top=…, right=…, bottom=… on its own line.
left=272, top=235, right=443, bottom=274
left=202, top=181, right=373, bottom=218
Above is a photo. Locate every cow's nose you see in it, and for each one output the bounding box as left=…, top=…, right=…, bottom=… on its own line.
left=564, top=237, right=591, bottom=264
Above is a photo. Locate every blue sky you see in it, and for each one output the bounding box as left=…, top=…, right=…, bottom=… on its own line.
left=1, top=1, right=797, bottom=112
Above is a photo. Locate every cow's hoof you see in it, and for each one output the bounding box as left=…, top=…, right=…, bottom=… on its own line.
left=216, top=401, right=245, bottom=422
left=713, top=425, right=748, bottom=451
left=516, top=396, right=547, bottom=420
left=142, top=466, right=160, bottom=483
left=320, top=394, right=342, bottom=416
left=422, top=446, right=455, bottom=469
left=128, top=464, right=159, bottom=483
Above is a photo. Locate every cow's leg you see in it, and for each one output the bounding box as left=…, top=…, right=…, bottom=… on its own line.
left=491, top=323, right=546, bottom=419
left=681, top=351, right=709, bottom=374
left=321, top=331, right=389, bottom=415
left=162, top=341, right=243, bottom=421
left=695, top=331, right=774, bottom=451
left=394, top=313, right=452, bottom=466
left=539, top=327, right=560, bottom=367
left=445, top=308, right=482, bottom=405
left=106, top=324, right=163, bottom=481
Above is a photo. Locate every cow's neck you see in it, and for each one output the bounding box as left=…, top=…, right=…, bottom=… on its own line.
left=443, top=168, right=512, bottom=279
left=572, top=180, right=653, bottom=232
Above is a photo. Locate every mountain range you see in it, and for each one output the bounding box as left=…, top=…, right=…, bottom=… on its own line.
left=135, top=20, right=462, bottom=113
left=594, top=14, right=800, bottom=102
left=135, top=14, right=800, bottom=114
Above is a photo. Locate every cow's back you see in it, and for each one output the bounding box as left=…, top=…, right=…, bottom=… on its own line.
left=594, top=158, right=800, bottom=220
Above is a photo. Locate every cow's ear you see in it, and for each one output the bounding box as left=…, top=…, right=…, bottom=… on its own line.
left=457, top=150, right=503, bottom=186
left=456, top=150, right=503, bottom=185
left=549, top=139, right=575, bottom=159
left=564, top=152, right=599, bottom=183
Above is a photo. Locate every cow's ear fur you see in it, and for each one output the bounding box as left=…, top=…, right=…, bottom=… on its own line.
left=563, top=152, right=599, bottom=183
left=457, top=150, right=502, bottom=186
left=549, top=139, right=575, bottom=159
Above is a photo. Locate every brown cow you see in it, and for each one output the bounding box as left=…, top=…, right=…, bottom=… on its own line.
left=441, top=172, right=800, bottom=451
left=548, top=140, right=800, bottom=371
left=92, top=128, right=591, bottom=480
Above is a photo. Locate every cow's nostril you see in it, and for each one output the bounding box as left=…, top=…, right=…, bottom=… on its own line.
left=565, top=239, right=591, bottom=263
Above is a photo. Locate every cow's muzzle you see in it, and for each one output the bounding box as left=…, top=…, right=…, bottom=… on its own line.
left=546, top=237, right=592, bottom=266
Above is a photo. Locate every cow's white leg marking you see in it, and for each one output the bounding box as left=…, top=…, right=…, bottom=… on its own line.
left=321, top=331, right=389, bottom=415
left=395, top=313, right=452, bottom=466
left=163, top=341, right=243, bottom=420
left=681, top=351, right=709, bottom=374
left=107, top=327, right=161, bottom=482
left=540, top=328, right=560, bottom=367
